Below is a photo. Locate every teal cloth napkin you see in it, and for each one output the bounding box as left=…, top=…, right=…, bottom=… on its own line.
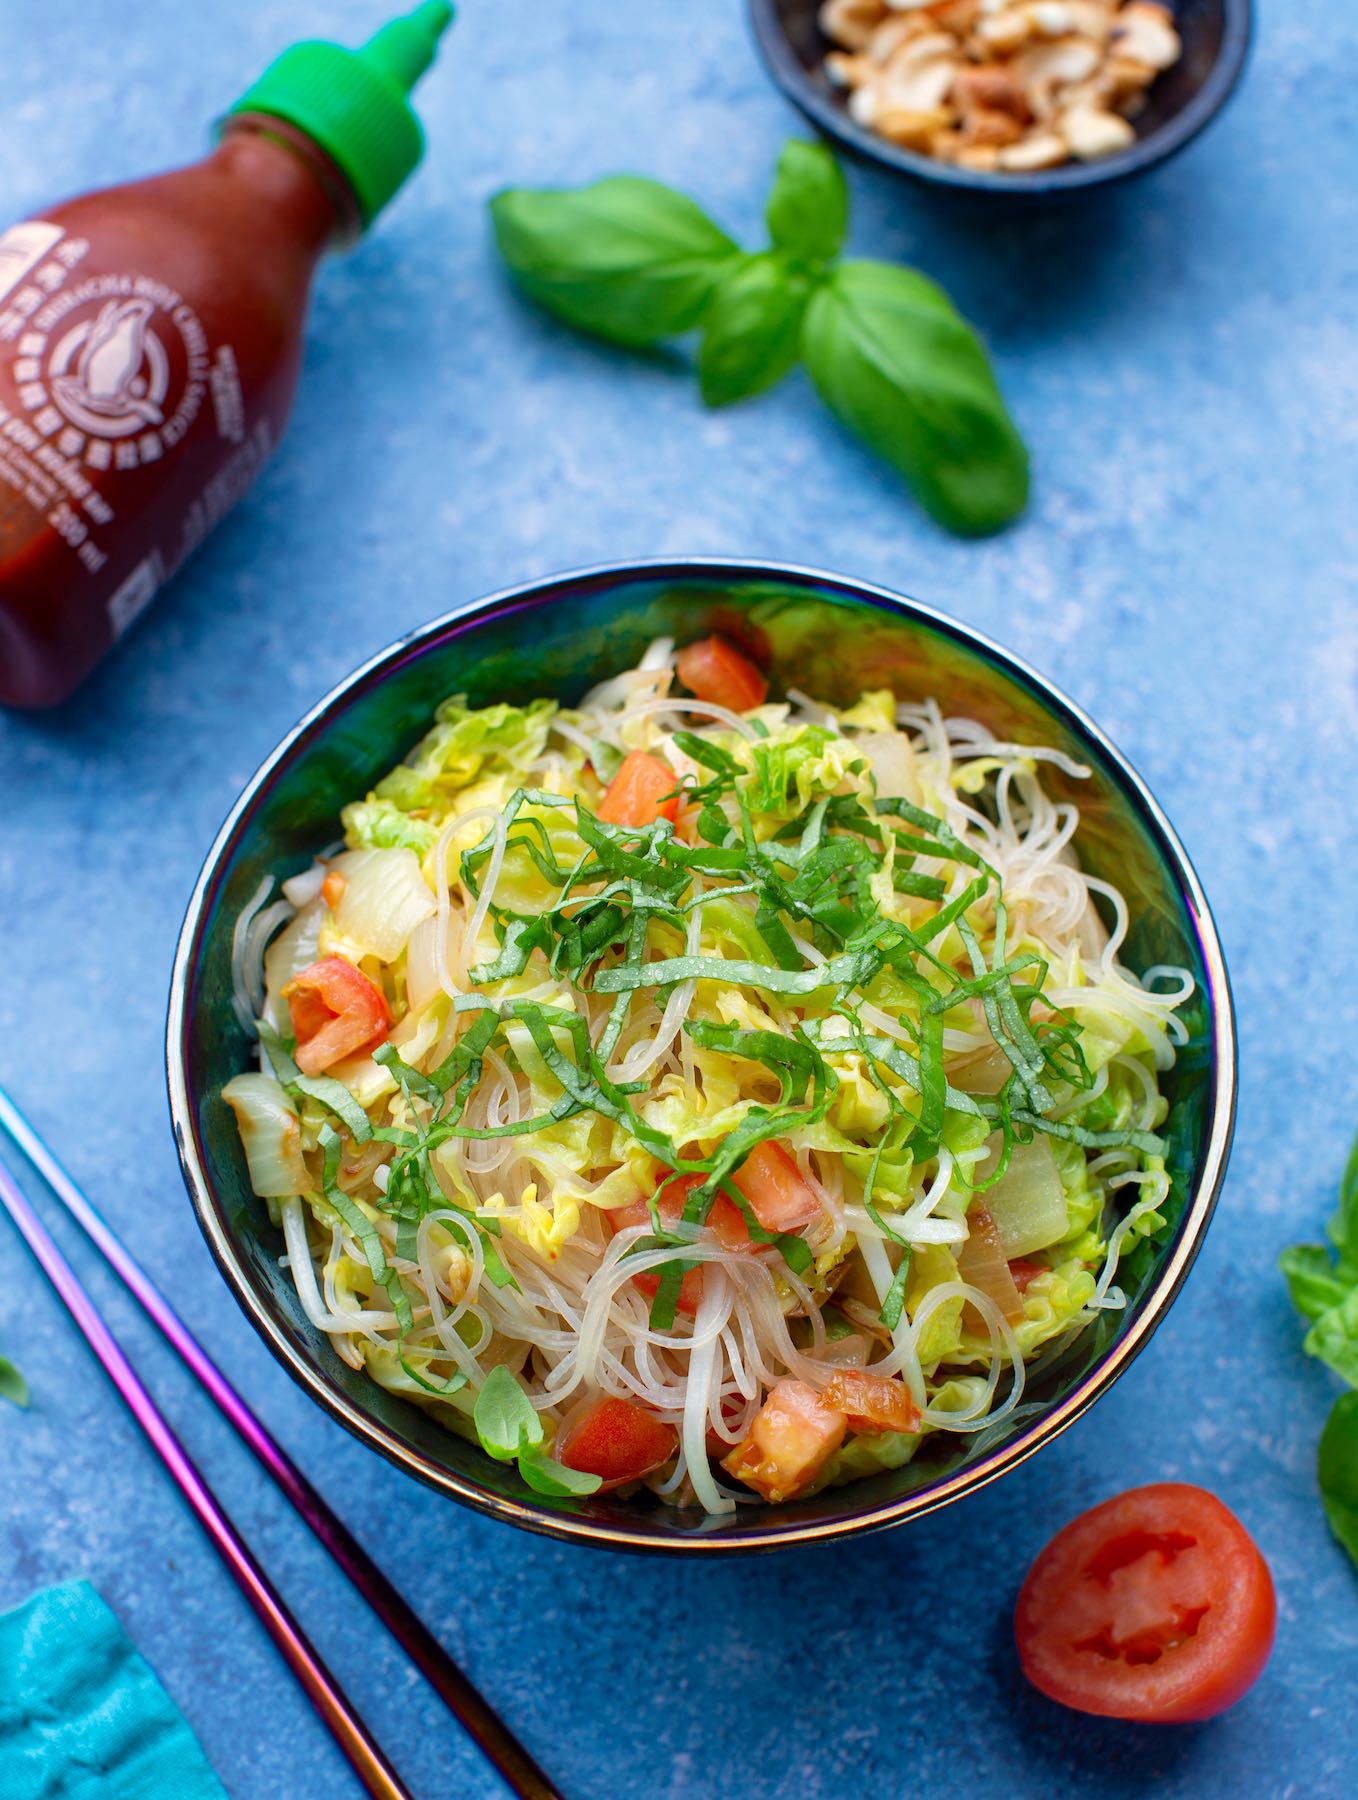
left=0, top=1582, right=229, bottom=1800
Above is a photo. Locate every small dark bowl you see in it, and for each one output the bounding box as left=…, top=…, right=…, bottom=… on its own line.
left=168, top=560, right=1235, bottom=1553
left=749, top=0, right=1252, bottom=197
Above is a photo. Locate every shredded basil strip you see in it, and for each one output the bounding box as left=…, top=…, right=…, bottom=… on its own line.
left=284, top=721, right=1170, bottom=1448
left=292, top=1074, right=372, bottom=1143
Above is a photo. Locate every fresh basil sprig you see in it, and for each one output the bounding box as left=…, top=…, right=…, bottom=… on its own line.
left=698, top=253, right=806, bottom=409
left=801, top=261, right=1029, bottom=538
left=765, top=137, right=848, bottom=268
left=489, top=139, right=1028, bottom=535
left=1281, top=1127, right=1358, bottom=1571
left=472, top=1364, right=602, bottom=1497
left=488, top=174, right=740, bottom=348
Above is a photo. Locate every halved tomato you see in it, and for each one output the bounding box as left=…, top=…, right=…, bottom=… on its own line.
left=675, top=636, right=769, bottom=712
left=597, top=751, right=679, bottom=827
left=282, top=956, right=390, bottom=1076
left=1015, top=1483, right=1276, bottom=1722
left=554, top=1394, right=677, bottom=1491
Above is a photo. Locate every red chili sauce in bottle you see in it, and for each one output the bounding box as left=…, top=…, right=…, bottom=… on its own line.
left=0, top=3, right=452, bottom=709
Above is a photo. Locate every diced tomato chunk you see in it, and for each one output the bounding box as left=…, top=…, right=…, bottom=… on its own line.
left=282, top=956, right=390, bottom=1077
left=608, top=1149, right=818, bottom=1313
left=722, top=1379, right=847, bottom=1502
left=555, top=1394, right=678, bottom=1491
left=676, top=636, right=769, bottom=713
left=821, top=1369, right=921, bottom=1435
left=597, top=751, right=679, bottom=828
left=707, top=1189, right=752, bottom=1252
left=731, top=1141, right=821, bottom=1236
left=608, top=1175, right=706, bottom=1316
left=1009, top=1258, right=1045, bottom=1294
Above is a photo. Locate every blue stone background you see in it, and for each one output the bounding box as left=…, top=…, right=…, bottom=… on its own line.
left=1, top=0, right=1354, bottom=1794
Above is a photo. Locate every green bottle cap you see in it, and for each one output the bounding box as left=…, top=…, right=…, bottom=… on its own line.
left=226, top=2, right=453, bottom=228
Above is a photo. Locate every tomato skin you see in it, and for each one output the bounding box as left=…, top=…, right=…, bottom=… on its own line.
left=282, top=956, right=390, bottom=1076
left=731, top=1141, right=821, bottom=1236
left=608, top=1176, right=707, bottom=1315
left=1015, top=1484, right=1276, bottom=1723
left=676, top=636, right=769, bottom=712
left=555, top=1394, right=678, bottom=1491
left=597, top=751, right=679, bottom=827
left=822, top=1369, right=921, bottom=1435
left=609, top=1150, right=818, bottom=1309
left=722, top=1378, right=846, bottom=1502
left=707, top=1189, right=753, bottom=1251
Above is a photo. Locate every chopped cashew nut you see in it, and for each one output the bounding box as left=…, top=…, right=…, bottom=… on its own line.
left=819, top=0, right=1182, bottom=171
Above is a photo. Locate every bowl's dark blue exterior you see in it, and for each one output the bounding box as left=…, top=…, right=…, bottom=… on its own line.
left=748, top=0, right=1252, bottom=198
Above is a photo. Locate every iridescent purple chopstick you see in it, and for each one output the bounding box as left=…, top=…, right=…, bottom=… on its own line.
left=0, top=1148, right=412, bottom=1800
left=0, top=1088, right=562, bottom=1800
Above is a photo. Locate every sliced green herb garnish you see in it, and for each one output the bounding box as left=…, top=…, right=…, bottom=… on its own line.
left=287, top=713, right=1168, bottom=1504
left=293, top=1074, right=372, bottom=1143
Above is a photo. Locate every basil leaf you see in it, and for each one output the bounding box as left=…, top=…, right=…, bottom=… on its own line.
left=765, top=139, right=848, bottom=267
left=256, top=1020, right=301, bottom=1084
left=473, top=1365, right=544, bottom=1462
left=1331, top=1127, right=1358, bottom=1270
left=489, top=176, right=740, bottom=347
left=880, top=1250, right=913, bottom=1333
left=1304, top=1288, right=1358, bottom=1387
left=698, top=253, right=806, bottom=408
left=317, top=1122, right=414, bottom=1335
left=399, top=1354, right=469, bottom=1399
left=1281, top=1243, right=1352, bottom=1323
left=801, top=259, right=1029, bottom=535
left=0, top=1355, right=29, bottom=1409
left=292, top=1074, right=372, bottom=1144
left=518, top=1444, right=603, bottom=1497
left=1318, top=1392, right=1358, bottom=1570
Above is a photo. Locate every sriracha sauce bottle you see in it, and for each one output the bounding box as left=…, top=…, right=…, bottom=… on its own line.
left=0, top=3, right=452, bottom=710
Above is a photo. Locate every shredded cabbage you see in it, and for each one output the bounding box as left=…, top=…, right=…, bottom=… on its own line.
left=222, top=642, right=1191, bottom=1512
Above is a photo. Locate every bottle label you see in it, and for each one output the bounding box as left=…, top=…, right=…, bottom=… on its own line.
left=0, top=222, right=65, bottom=305
left=0, top=220, right=247, bottom=624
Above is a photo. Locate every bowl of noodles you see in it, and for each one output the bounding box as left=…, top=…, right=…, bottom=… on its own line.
left=167, top=560, right=1235, bottom=1551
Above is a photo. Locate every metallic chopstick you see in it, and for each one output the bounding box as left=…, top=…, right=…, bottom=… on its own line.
left=0, top=1150, right=413, bottom=1800
left=0, top=1087, right=562, bottom=1800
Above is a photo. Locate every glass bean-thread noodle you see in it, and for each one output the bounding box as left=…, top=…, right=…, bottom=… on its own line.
left=223, top=640, right=1189, bottom=1513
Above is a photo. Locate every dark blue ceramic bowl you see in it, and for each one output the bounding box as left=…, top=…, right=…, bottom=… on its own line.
left=167, top=560, right=1235, bottom=1552
left=748, top=0, right=1252, bottom=197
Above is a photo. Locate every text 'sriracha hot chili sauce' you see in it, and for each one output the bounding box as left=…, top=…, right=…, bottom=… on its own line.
left=0, top=2, right=452, bottom=710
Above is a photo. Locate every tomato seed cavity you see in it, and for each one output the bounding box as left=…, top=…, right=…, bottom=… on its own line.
left=1083, top=1527, right=1198, bottom=1585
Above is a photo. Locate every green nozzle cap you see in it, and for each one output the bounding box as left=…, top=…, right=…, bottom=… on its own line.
left=227, top=1, right=453, bottom=228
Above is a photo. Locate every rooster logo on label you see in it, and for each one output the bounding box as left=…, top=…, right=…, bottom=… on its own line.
left=47, top=298, right=170, bottom=439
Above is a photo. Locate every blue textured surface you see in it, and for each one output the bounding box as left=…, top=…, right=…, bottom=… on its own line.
left=1, top=3, right=1355, bottom=1797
